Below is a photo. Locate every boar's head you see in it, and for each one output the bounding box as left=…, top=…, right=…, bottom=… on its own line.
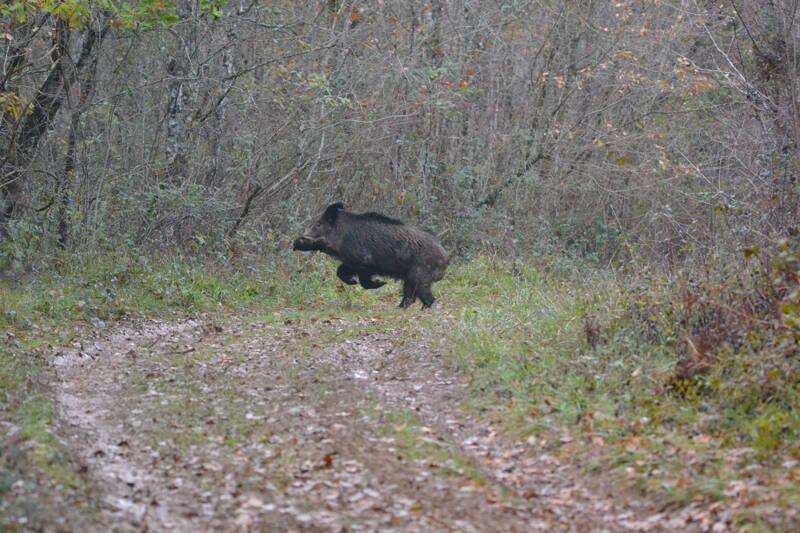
left=292, top=202, right=344, bottom=252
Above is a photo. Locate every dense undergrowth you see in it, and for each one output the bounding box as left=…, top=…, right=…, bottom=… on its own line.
left=1, top=244, right=799, bottom=529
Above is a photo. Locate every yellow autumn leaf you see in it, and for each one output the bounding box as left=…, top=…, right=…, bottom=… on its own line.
left=743, top=247, right=760, bottom=259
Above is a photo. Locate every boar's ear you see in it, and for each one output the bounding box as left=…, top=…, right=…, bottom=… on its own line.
left=323, top=202, right=344, bottom=224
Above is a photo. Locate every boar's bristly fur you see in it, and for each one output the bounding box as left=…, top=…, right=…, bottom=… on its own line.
left=292, top=203, right=449, bottom=309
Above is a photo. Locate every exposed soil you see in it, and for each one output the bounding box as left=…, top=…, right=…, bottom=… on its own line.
left=51, top=315, right=711, bottom=532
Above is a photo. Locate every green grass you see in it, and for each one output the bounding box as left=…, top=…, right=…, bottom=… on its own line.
left=0, top=249, right=411, bottom=334
left=19, top=395, right=84, bottom=489
left=427, top=256, right=631, bottom=433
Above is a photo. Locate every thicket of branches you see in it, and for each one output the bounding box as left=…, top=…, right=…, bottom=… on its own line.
left=2, top=0, right=799, bottom=265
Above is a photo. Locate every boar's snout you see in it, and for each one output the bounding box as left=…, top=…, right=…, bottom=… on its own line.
left=293, top=235, right=326, bottom=251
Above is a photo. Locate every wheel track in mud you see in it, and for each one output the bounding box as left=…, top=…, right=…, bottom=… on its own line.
left=52, top=315, right=702, bottom=532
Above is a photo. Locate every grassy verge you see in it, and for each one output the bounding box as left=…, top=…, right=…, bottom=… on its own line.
left=0, top=345, right=87, bottom=531
left=427, top=253, right=800, bottom=531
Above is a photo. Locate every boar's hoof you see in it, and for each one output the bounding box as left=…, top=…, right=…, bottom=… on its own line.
left=399, top=297, right=415, bottom=308
left=419, top=297, right=435, bottom=309
left=420, top=299, right=435, bottom=310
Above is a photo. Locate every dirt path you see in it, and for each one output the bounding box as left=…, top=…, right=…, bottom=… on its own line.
left=52, top=316, right=698, bottom=532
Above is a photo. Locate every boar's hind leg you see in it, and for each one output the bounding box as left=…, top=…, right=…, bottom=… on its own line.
left=358, top=273, right=386, bottom=290
left=399, top=279, right=418, bottom=308
left=336, top=264, right=358, bottom=285
left=401, top=267, right=436, bottom=309
left=418, top=285, right=436, bottom=309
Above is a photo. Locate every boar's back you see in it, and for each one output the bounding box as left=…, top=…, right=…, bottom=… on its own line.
left=335, top=211, right=446, bottom=279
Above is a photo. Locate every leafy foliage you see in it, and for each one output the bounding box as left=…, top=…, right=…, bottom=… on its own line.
left=0, top=0, right=225, bottom=28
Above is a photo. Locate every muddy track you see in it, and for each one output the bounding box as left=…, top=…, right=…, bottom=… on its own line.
left=52, top=316, right=700, bottom=532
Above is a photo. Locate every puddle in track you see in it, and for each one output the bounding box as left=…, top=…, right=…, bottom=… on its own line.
left=52, top=316, right=706, bottom=532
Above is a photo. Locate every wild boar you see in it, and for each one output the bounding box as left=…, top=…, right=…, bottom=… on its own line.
left=292, top=203, right=449, bottom=308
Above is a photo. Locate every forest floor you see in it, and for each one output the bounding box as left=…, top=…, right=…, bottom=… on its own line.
left=44, top=312, right=715, bottom=532
left=4, top=255, right=797, bottom=531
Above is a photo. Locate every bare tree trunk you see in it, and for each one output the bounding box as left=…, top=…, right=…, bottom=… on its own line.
left=164, top=57, right=192, bottom=185
left=56, top=20, right=108, bottom=249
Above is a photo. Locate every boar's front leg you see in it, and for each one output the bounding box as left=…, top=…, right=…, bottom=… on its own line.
left=358, top=273, right=386, bottom=290
left=336, top=264, right=358, bottom=285
left=338, top=264, right=385, bottom=289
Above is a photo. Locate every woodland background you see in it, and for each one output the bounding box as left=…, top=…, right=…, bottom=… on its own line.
left=3, top=0, right=799, bottom=267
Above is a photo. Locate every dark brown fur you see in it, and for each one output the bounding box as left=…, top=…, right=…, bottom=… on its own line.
left=293, top=203, right=449, bottom=308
